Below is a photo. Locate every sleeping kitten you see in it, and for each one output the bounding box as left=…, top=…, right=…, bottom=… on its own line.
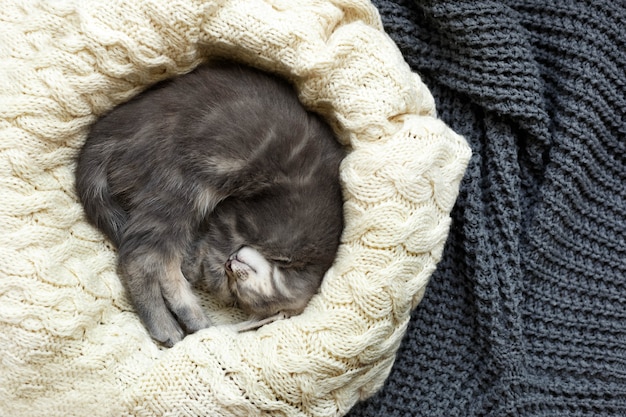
left=76, top=62, right=345, bottom=346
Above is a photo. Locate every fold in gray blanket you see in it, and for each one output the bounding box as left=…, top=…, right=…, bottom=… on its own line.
left=350, top=1, right=626, bottom=416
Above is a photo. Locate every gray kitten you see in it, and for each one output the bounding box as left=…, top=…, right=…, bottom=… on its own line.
left=76, top=62, right=344, bottom=346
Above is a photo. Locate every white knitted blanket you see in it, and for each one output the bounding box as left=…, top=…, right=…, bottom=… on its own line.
left=0, top=1, right=471, bottom=416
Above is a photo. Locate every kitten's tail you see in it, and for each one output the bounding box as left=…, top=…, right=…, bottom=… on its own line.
left=75, top=142, right=127, bottom=247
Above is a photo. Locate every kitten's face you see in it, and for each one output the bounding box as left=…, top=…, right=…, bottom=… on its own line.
left=225, top=246, right=322, bottom=317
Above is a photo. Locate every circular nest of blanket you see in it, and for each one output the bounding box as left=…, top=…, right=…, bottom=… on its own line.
left=0, top=0, right=470, bottom=416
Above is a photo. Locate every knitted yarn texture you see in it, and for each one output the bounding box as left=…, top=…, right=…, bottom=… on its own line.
left=349, top=1, right=626, bottom=416
left=0, top=1, right=470, bottom=416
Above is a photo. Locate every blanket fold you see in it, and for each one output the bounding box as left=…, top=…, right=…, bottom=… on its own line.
left=349, top=1, right=626, bottom=416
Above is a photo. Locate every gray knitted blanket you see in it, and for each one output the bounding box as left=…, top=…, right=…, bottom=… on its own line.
left=350, top=1, right=626, bottom=416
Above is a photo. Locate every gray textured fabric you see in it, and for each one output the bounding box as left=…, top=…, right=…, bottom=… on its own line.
left=349, top=1, right=626, bottom=416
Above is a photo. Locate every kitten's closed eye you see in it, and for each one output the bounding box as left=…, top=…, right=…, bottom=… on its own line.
left=271, top=256, right=292, bottom=264
left=271, top=256, right=294, bottom=268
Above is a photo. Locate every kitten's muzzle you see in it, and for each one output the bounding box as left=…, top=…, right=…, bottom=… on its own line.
left=225, top=252, right=253, bottom=282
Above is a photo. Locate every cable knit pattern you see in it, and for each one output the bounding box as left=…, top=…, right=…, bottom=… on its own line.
left=0, top=1, right=470, bottom=416
left=349, top=1, right=626, bottom=416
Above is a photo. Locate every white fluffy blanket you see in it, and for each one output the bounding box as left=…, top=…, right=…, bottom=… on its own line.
left=0, top=1, right=470, bottom=416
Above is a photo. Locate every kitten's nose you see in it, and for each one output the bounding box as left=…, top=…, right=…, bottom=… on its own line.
left=226, top=249, right=243, bottom=273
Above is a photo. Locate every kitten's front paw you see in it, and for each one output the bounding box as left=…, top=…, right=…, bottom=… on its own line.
left=148, top=307, right=210, bottom=347
left=161, top=258, right=212, bottom=339
left=146, top=308, right=212, bottom=347
left=122, top=254, right=211, bottom=347
left=150, top=326, right=185, bottom=347
left=146, top=314, right=185, bottom=348
left=180, top=311, right=212, bottom=334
